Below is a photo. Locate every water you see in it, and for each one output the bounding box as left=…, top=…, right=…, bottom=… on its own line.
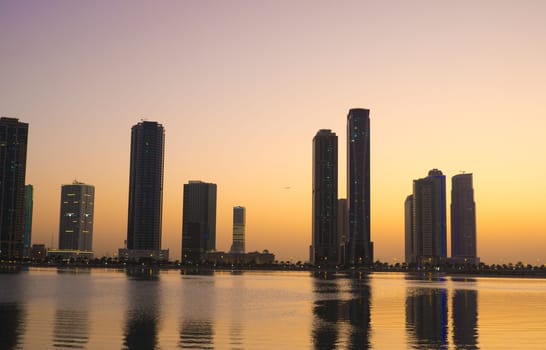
left=1, top=268, right=546, bottom=349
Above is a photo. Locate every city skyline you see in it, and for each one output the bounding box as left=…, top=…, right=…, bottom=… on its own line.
left=1, top=1, right=546, bottom=263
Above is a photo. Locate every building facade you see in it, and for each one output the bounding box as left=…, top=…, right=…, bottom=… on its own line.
left=124, top=121, right=166, bottom=259
left=0, top=117, right=29, bottom=259
left=412, top=169, right=447, bottom=266
left=230, top=206, right=245, bottom=254
left=451, top=173, right=479, bottom=265
left=24, top=184, right=33, bottom=257
left=337, top=198, right=348, bottom=264
left=404, top=194, right=414, bottom=264
left=181, top=181, right=217, bottom=263
left=347, top=109, right=373, bottom=266
left=312, top=129, right=338, bottom=265
left=58, top=181, right=95, bottom=254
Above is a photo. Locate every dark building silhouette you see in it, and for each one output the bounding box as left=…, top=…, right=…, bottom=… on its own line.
left=24, top=184, right=33, bottom=257
left=411, top=169, right=447, bottom=266
left=337, top=199, right=348, bottom=264
left=312, top=129, right=338, bottom=265
left=452, top=288, right=479, bottom=349
left=123, top=121, right=167, bottom=260
left=58, top=181, right=94, bottom=255
left=406, top=288, right=448, bottom=348
left=451, top=173, right=479, bottom=265
left=404, top=194, right=414, bottom=264
left=181, top=181, right=217, bottom=263
left=229, top=206, right=245, bottom=254
left=0, top=117, right=28, bottom=259
left=347, top=109, right=373, bottom=266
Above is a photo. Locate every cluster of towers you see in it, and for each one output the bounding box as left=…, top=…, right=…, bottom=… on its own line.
left=405, top=169, right=479, bottom=267
left=311, top=108, right=373, bottom=267
left=120, top=120, right=247, bottom=262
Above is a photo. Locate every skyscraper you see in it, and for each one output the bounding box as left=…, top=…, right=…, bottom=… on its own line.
left=0, top=117, right=28, bottom=259
left=451, top=173, right=479, bottom=265
left=230, top=206, right=245, bottom=254
left=404, top=194, right=414, bottom=264
left=312, top=129, right=338, bottom=265
left=122, top=121, right=168, bottom=260
left=58, top=181, right=95, bottom=254
left=24, top=185, right=33, bottom=257
left=181, top=181, right=217, bottom=263
left=337, top=198, right=348, bottom=264
left=347, top=108, right=373, bottom=266
left=412, top=169, right=447, bottom=266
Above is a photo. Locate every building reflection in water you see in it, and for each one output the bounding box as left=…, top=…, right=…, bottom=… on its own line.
left=452, top=283, right=478, bottom=349
left=179, top=272, right=215, bottom=349
left=406, top=286, right=448, bottom=349
left=53, top=309, right=89, bottom=349
left=312, top=272, right=371, bottom=350
left=0, top=302, right=25, bottom=350
left=123, top=267, right=161, bottom=350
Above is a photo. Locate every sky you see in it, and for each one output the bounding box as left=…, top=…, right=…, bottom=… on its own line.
left=1, top=0, right=545, bottom=264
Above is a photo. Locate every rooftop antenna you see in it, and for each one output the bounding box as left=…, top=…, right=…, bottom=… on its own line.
left=459, top=170, right=466, bottom=174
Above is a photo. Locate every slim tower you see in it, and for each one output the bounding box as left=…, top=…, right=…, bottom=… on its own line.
left=347, top=108, right=373, bottom=266
left=58, top=181, right=95, bottom=253
left=451, top=173, right=478, bottom=265
left=0, top=117, right=28, bottom=259
left=181, top=181, right=217, bottom=263
left=126, top=121, right=165, bottom=252
left=230, top=206, right=246, bottom=254
left=404, top=194, right=414, bottom=264
left=312, top=129, right=338, bottom=265
left=337, top=199, right=348, bottom=265
left=412, top=169, right=447, bottom=266
left=24, top=185, right=33, bottom=257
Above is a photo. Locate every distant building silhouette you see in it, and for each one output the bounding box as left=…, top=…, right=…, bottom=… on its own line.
left=230, top=206, right=245, bottom=254
left=24, top=185, right=33, bottom=257
left=0, top=117, right=29, bottom=259
left=182, top=181, right=217, bottom=263
left=404, top=194, right=414, bottom=264
left=451, top=173, right=479, bottom=265
left=121, top=121, right=168, bottom=261
left=312, top=129, right=338, bottom=265
left=346, top=109, right=373, bottom=266
left=54, top=181, right=95, bottom=258
left=337, top=199, right=348, bottom=264
left=411, top=169, right=447, bottom=266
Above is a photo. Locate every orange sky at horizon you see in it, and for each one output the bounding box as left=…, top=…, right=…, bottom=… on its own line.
left=1, top=0, right=545, bottom=263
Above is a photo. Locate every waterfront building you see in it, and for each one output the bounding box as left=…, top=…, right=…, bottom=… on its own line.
left=181, top=181, right=217, bottom=263
left=412, top=169, right=447, bottom=266
left=346, top=108, right=373, bottom=266
left=121, top=121, right=168, bottom=261
left=337, top=198, right=348, bottom=264
left=24, top=185, right=33, bottom=257
left=0, top=117, right=29, bottom=259
left=230, top=206, right=246, bottom=254
left=203, top=250, right=275, bottom=265
left=404, top=194, right=414, bottom=264
left=451, top=173, right=479, bottom=265
left=55, top=180, right=94, bottom=258
left=311, top=129, right=338, bottom=265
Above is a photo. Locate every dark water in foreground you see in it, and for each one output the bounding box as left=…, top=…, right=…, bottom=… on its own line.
left=1, top=268, right=545, bottom=349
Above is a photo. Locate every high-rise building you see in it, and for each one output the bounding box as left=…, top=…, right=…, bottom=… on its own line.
left=181, top=181, right=217, bottom=263
left=404, top=194, right=414, bottom=264
left=451, top=173, right=479, bottom=265
left=24, top=185, right=33, bottom=257
left=312, top=129, right=338, bottom=265
left=412, top=169, right=447, bottom=266
left=121, top=121, right=168, bottom=261
left=58, top=181, right=95, bottom=254
left=230, top=206, right=245, bottom=254
left=346, top=108, right=373, bottom=266
left=0, top=117, right=29, bottom=259
left=337, top=198, right=348, bottom=264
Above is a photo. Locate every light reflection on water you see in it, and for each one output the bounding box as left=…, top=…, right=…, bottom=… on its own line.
left=0, top=269, right=546, bottom=349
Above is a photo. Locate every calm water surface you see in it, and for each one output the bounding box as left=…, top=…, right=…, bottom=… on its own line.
left=1, top=268, right=545, bottom=349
